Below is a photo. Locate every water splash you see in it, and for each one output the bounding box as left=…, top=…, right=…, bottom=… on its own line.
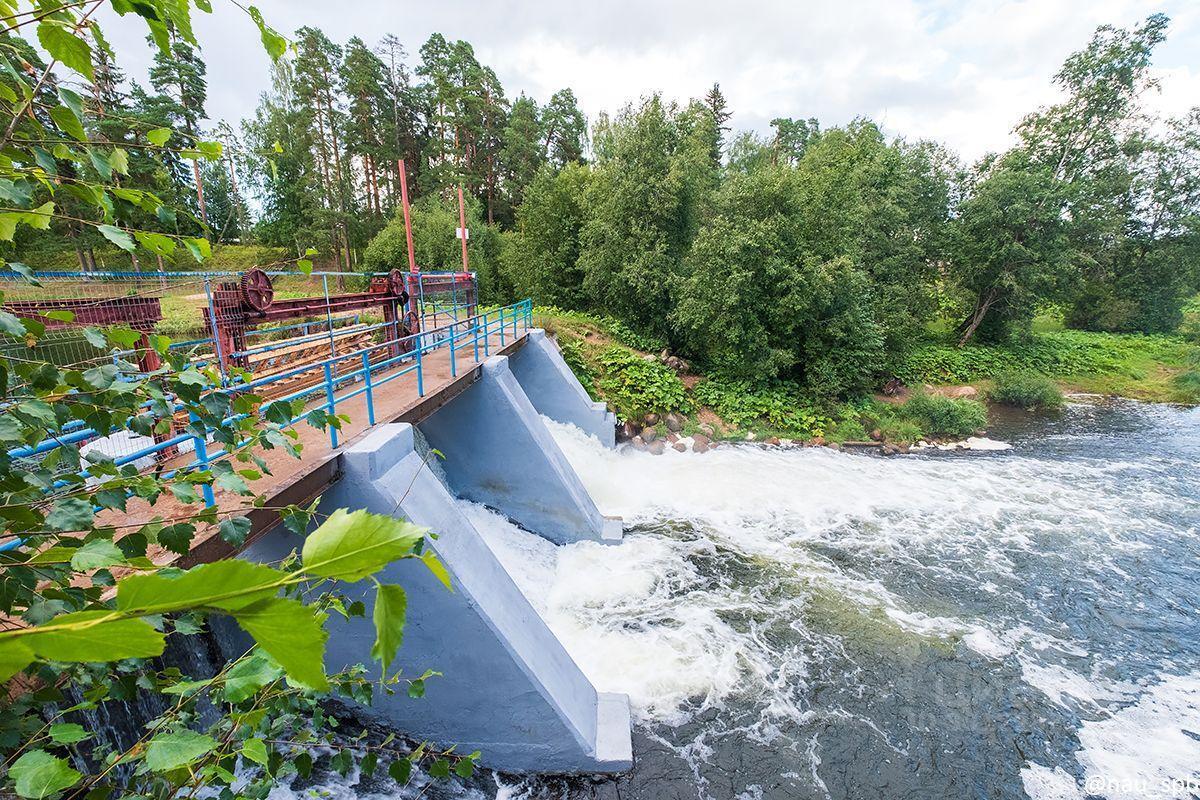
left=466, top=406, right=1200, bottom=798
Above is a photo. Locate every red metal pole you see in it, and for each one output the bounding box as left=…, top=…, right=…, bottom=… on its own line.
left=398, top=159, right=417, bottom=274
left=457, top=184, right=469, bottom=274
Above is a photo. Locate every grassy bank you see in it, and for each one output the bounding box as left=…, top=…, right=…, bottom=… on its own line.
left=535, top=304, right=1200, bottom=447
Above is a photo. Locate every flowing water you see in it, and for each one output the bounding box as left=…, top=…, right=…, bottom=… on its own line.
left=280, top=399, right=1200, bottom=800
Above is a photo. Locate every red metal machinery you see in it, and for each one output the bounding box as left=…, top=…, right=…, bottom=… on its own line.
left=2, top=296, right=164, bottom=372
left=209, top=269, right=411, bottom=371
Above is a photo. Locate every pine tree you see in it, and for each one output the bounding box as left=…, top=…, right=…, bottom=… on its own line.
left=147, top=33, right=210, bottom=221
left=340, top=37, right=389, bottom=217
left=703, top=82, right=732, bottom=165
left=542, top=89, right=587, bottom=166
left=294, top=26, right=352, bottom=274
left=499, top=94, right=544, bottom=216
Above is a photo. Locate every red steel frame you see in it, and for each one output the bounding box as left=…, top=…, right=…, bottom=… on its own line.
left=208, top=272, right=411, bottom=371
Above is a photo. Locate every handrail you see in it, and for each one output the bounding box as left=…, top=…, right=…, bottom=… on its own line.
left=2, top=299, right=532, bottom=524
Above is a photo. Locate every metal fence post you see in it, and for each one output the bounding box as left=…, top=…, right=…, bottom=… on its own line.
left=512, top=303, right=518, bottom=336
left=323, top=362, right=338, bottom=448
left=189, top=411, right=216, bottom=507
left=322, top=274, right=336, bottom=358
left=362, top=351, right=375, bottom=426
left=416, top=333, right=425, bottom=396
left=484, top=310, right=491, bottom=357
left=499, top=307, right=506, bottom=347
left=472, top=313, right=480, bottom=361
left=449, top=321, right=457, bottom=377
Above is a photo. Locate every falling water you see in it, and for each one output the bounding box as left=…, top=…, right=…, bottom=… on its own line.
left=272, top=399, right=1200, bottom=800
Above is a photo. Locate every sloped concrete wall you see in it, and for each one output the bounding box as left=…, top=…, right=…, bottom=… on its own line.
left=508, top=329, right=617, bottom=447
left=418, top=355, right=620, bottom=544
left=236, top=423, right=632, bottom=774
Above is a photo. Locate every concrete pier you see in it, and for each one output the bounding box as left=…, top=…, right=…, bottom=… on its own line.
left=418, top=354, right=621, bottom=545
left=509, top=329, right=617, bottom=446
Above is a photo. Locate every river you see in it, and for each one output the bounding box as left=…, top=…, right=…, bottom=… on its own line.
left=279, top=398, right=1200, bottom=800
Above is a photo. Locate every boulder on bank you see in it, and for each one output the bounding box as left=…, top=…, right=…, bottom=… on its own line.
left=664, top=412, right=683, bottom=432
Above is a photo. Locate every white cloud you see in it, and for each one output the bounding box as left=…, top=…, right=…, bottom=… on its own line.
left=92, top=0, right=1199, bottom=161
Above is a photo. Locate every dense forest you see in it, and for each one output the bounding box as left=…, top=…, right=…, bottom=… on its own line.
left=6, top=12, right=1199, bottom=399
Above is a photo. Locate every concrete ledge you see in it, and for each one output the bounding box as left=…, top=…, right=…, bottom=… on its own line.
left=509, top=329, right=617, bottom=447
left=418, top=355, right=620, bottom=545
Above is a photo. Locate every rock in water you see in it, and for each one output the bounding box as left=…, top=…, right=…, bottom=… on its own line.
left=647, top=439, right=666, bottom=455
left=693, top=440, right=710, bottom=454
left=642, top=427, right=658, bottom=444
left=665, top=412, right=683, bottom=432
left=672, top=442, right=687, bottom=452
left=692, top=433, right=711, bottom=448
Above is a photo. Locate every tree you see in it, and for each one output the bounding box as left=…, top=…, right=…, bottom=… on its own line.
left=541, top=88, right=587, bottom=166
left=242, top=59, right=318, bottom=253
left=340, top=37, right=390, bottom=218
left=499, top=94, right=544, bottom=213
left=578, top=95, right=717, bottom=339
left=673, top=166, right=885, bottom=394
left=146, top=33, right=209, bottom=221
left=294, top=26, right=353, bottom=273
left=788, top=121, right=951, bottom=359
left=771, top=116, right=820, bottom=164
left=950, top=151, right=1070, bottom=343
left=504, top=162, right=592, bottom=307
left=364, top=195, right=508, bottom=302
left=703, top=82, right=732, bottom=165
left=375, top=34, right=427, bottom=208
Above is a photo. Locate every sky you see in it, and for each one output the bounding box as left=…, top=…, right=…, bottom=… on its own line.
left=97, top=0, right=1200, bottom=162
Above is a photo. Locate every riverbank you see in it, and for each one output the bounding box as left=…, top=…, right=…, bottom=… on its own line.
left=534, top=306, right=1200, bottom=450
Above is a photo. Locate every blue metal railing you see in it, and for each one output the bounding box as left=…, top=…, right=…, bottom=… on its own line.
left=0, top=299, right=532, bottom=552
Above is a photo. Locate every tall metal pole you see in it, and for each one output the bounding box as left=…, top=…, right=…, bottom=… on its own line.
left=398, top=159, right=417, bottom=274
left=457, top=184, right=470, bottom=275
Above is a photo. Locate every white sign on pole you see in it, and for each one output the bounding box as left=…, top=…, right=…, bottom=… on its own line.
left=455, top=227, right=470, bottom=240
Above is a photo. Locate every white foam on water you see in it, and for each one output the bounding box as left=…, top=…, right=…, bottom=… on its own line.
left=1074, top=672, right=1200, bottom=800
left=464, top=417, right=1198, bottom=795
left=1021, top=764, right=1083, bottom=800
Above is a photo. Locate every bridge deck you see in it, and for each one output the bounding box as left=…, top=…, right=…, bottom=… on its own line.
left=103, top=330, right=529, bottom=567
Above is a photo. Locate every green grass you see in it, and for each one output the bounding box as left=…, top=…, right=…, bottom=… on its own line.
left=899, top=328, right=1199, bottom=403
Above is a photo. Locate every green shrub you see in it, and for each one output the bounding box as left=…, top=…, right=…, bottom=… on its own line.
left=596, top=346, right=690, bottom=421
left=692, top=378, right=831, bottom=439
left=557, top=336, right=596, bottom=398
left=988, top=370, right=1064, bottom=410
left=902, top=391, right=987, bottom=438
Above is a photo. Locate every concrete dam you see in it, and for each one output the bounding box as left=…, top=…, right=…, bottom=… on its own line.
left=230, top=329, right=632, bottom=774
